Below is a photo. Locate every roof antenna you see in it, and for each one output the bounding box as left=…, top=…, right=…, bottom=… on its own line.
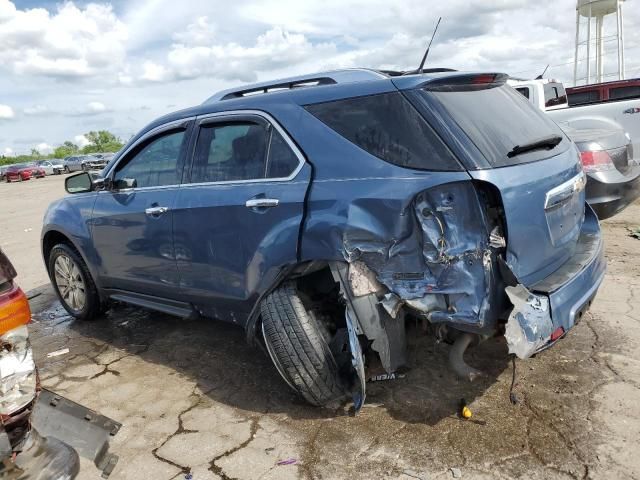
left=418, top=17, right=442, bottom=74
left=535, top=64, right=549, bottom=80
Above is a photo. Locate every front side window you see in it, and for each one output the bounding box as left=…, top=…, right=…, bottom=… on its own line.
left=114, top=130, right=185, bottom=188
left=191, top=119, right=300, bottom=183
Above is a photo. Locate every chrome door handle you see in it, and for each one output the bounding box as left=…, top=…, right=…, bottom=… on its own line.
left=145, top=206, right=169, bottom=216
left=245, top=198, right=279, bottom=208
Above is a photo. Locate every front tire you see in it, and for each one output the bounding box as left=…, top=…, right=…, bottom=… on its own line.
left=48, top=243, right=102, bottom=320
left=261, top=281, right=347, bottom=406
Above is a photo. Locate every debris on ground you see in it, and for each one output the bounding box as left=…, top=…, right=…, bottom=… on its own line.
left=46, top=348, right=69, bottom=358
left=403, top=469, right=429, bottom=479
left=276, top=458, right=297, bottom=466
left=628, top=227, right=640, bottom=239
left=459, top=398, right=472, bottom=419
left=450, top=467, right=462, bottom=478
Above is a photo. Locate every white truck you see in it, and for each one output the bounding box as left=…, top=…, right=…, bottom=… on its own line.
left=508, top=77, right=640, bottom=158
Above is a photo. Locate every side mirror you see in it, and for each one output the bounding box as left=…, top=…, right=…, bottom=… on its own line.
left=65, top=172, right=93, bottom=194
left=113, top=178, right=137, bottom=190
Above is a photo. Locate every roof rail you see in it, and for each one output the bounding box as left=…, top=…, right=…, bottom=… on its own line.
left=203, top=68, right=387, bottom=103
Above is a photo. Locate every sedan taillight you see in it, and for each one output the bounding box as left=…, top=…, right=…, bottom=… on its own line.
left=580, top=150, right=616, bottom=173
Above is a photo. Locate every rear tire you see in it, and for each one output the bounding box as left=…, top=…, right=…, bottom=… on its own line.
left=261, top=281, right=347, bottom=406
left=48, top=243, right=103, bottom=321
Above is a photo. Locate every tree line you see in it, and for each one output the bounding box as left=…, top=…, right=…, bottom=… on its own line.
left=0, top=130, right=124, bottom=166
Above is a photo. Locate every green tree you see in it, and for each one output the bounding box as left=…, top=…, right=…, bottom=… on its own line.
left=81, top=130, right=124, bottom=154
left=30, top=148, right=40, bottom=157
left=53, top=141, right=79, bottom=159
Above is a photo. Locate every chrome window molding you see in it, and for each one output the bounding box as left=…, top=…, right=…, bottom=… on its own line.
left=102, top=117, right=196, bottom=179
left=181, top=109, right=306, bottom=186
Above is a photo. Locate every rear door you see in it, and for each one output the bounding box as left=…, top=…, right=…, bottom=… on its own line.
left=403, top=75, right=585, bottom=286
left=173, top=112, right=310, bottom=324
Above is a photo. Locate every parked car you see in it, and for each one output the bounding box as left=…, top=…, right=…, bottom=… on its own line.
left=0, top=164, right=14, bottom=181
left=80, top=154, right=111, bottom=171
left=62, top=156, right=84, bottom=173
left=567, top=77, right=640, bottom=106
left=42, top=69, right=605, bottom=410
left=37, top=159, right=64, bottom=175
left=509, top=77, right=640, bottom=170
left=0, top=247, right=79, bottom=477
left=4, top=163, right=45, bottom=182
left=561, top=122, right=639, bottom=219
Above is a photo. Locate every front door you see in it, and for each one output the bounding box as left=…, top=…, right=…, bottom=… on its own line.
left=91, top=124, right=192, bottom=298
left=173, top=113, right=310, bottom=325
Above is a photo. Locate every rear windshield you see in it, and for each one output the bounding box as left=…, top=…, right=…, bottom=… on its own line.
left=419, top=84, right=568, bottom=167
left=543, top=82, right=567, bottom=108
left=305, top=92, right=462, bottom=171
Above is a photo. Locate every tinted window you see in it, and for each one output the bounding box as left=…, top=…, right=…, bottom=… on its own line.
left=543, top=82, right=567, bottom=108
left=515, top=87, right=530, bottom=99
left=420, top=84, right=567, bottom=167
left=609, top=86, right=640, bottom=100
left=266, top=129, right=300, bottom=178
left=114, top=130, right=185, bottom=188
left=567, top=90, right=600, bottom=105
left=305, top=92, right=461, bottom=171
left=192, top=122, right=268, bottom=182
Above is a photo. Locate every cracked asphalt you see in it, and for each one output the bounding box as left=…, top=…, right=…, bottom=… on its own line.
left=2, top=175, right=639, bottom=480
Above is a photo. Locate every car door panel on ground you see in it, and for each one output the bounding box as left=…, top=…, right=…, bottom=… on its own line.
left=173, top=113, right=310, bottom=325
left=91, top=123, right=192, bottom=298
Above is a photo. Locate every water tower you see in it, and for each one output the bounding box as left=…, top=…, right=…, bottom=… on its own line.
left=573, top=0, right=626, bottom=85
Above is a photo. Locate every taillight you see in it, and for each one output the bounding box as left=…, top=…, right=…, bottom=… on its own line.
left=0, top=284, right=31, bottom=335
left=580, top=150, right=615, bottom=173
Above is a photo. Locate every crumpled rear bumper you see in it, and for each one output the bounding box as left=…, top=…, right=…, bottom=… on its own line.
left=505, top=205, right=605, bottom=358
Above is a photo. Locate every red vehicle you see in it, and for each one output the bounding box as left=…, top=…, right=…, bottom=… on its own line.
left=567, top=78, right=640, bottom=106
left=4, top=163, right=46, bottom=183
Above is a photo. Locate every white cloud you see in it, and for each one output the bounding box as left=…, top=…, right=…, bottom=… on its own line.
left=0, top=1, right=127, bottom=78
left=74, top=135, right=90, bottom=148
left=140, top=24, right=336, bottom=84
left=3, top=147, right=14, bottom=156
left=0, top=104, right=14, bottom=119
left=87, top=101, right=107, bottom=113
left=35, top=142, right=53, bottom=154
left=23, top=104, right=49, bottom=116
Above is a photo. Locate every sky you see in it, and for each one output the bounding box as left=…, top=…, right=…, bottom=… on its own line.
left=1, top=0, right=639, bottom=156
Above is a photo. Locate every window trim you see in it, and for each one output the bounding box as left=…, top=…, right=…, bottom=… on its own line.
left=182, top=110, right=306, bottom=187
left=102, top=118, right=194, bottom=191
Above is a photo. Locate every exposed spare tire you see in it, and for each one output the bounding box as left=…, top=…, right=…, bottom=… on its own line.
left=260, top=280, right=348, bottom=407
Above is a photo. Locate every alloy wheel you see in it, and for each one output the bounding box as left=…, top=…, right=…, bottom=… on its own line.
left=53, top=254, right=86, bottom=311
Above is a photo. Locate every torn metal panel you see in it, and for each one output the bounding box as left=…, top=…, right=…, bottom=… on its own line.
left=344, top=307, right=366, bottom=412
left=334, top=263, right=407, bottom=374
left=32, top=389, right=121, bottom=478
left=504, top=285, right=554, bottom=359
left=5, top=429, right=79, bottom=480
left=342, top=182, right=501, bottom=330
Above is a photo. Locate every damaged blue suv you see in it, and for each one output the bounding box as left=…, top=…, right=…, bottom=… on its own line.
left=42, top=69, right=605, bottom=410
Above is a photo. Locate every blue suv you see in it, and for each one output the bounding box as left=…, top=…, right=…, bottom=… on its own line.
left=42, top=69, right=605, bottom=409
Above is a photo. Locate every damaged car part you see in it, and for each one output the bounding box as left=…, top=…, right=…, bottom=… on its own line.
left=0, top=247, right=80, bottom=479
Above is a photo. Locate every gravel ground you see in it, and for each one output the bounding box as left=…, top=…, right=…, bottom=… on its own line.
left=1, top=174, right=639, bottom=480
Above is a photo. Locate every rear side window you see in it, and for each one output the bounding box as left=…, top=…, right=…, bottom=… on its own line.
left=568, top=90, right=600, bottom=105
left=419, top=84, right=567, bottom=167
left=515, top=87, right=530, bottom=99
left=305, top=92, right=461, bottom=171
left=609, top=86, right=640, bottom=100
left=191, top=120, right=300, bottom=183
